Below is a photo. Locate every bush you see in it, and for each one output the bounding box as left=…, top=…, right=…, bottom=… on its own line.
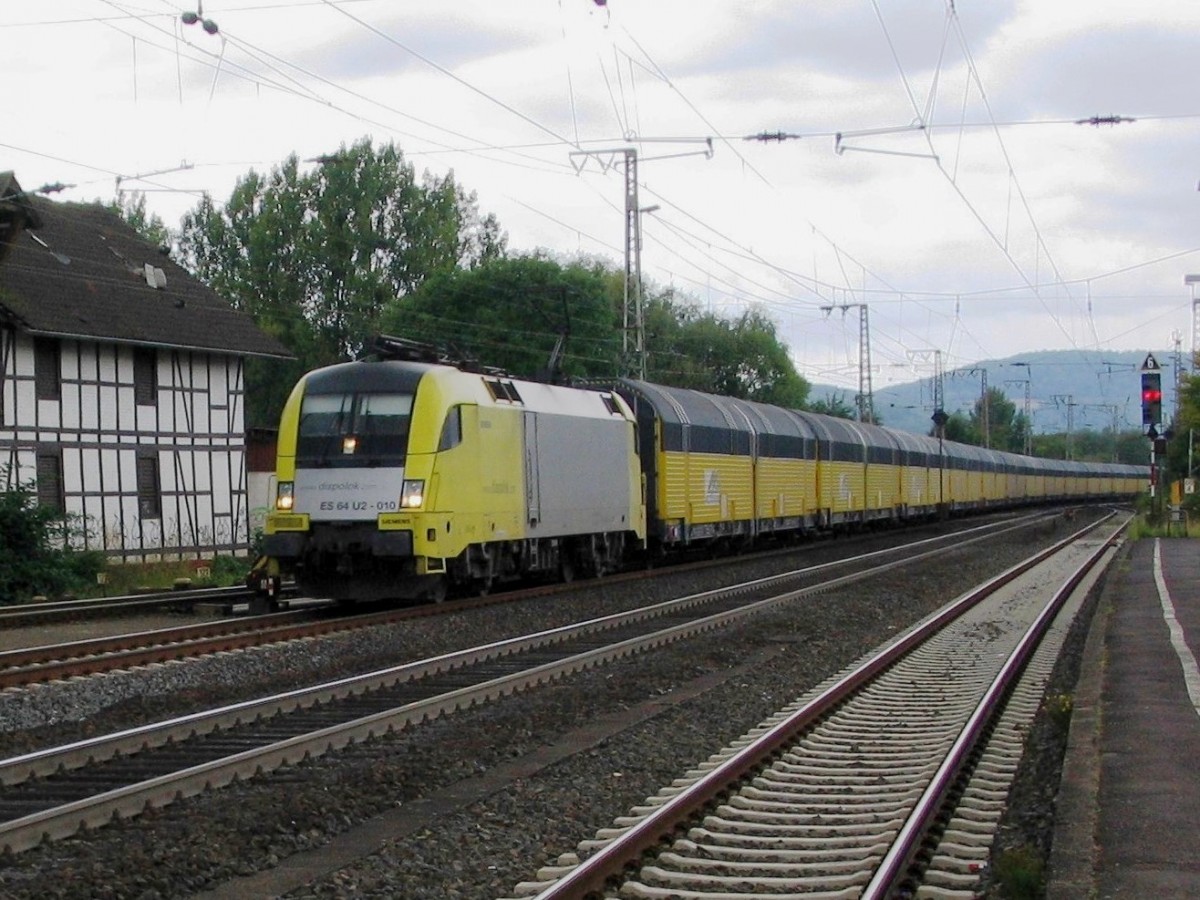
left=0, top=476, right=105, bottom=604
left=211, top=554, right=252, bottom=582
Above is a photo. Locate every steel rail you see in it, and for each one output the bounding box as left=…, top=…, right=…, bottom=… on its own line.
left=0, top=514, right=1037, bottom=690
left=0, top=585, right=262, bottom=624
left=0, top=613, right=361, bottom=689
left=1, top=515, right=1017, bottom=784
left=0, top=515, right=1050, bottom=854
left=862, top=519, right=1123, bottom=897
left=524, top=512, right=1118, bottom=899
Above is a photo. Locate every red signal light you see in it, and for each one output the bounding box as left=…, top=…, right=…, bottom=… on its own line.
left=1141, top=371, right=1163, bottom=426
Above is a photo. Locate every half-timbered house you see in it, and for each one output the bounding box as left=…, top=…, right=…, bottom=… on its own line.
left=0, top=173, right=291, bottom=562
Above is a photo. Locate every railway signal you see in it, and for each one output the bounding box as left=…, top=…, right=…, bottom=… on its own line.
left=1141, top=372, right=1162, bottom=426
left=1140, top=353, right=1162, bottom=428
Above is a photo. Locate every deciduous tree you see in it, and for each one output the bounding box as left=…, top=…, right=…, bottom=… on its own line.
left=175, top=138, right=505, bottom=426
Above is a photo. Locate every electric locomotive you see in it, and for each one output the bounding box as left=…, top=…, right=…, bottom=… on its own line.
left=262, top=341, right=644, bottom=602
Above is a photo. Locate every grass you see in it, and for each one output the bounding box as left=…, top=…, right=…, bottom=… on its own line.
left=993, top=844, right=1045, bottom=899
left=1128, top=513, right=1198, bottom=539
left=82, top=555, right=253, bottom=598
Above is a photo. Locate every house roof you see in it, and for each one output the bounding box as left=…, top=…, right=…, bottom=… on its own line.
left=0, top=186, right=291, bottom=360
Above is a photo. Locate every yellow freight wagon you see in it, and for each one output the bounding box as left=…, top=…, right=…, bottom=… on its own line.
left=615, top=380, right=757, bottom=546
left=741, top=400, right=820, bottom=534
left=802, top=414, right=868, bottom=528
left=858, top=421, right=903, bottom=520
left=893, top=430, right=937, bottom=516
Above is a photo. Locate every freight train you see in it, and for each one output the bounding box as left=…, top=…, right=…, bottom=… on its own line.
left=258, top=340, right=1145, bottom=604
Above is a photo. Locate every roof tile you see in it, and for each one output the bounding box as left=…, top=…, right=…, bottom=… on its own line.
left=0, top=193, right=291, bottom=359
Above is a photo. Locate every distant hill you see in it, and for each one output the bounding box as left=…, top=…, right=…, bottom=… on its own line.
left=806, top=349, right=1174, bottom=437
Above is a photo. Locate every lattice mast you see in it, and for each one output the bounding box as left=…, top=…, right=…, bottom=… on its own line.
left=857, top=304, right=875, bottom=424
left=622, top=149, right=645, bottom=380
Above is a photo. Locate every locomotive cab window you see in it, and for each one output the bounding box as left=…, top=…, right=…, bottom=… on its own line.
left=438, top=406, right=463, bottom=451
left=297, top=391, right=413, bottom=467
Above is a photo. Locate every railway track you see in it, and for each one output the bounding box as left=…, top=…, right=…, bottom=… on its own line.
left=0, top=515, right=1052, bottom=855
left=0, top=585, right=271, bottom=629
left=0, top=514, right=1051, bottom=690
left=501, top=511, right=1126, bottom=899
left=0, top=607, right=328, bottom=689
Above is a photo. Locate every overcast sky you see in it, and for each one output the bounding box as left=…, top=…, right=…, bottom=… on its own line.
left=5, top=0, right=1200, bottom=405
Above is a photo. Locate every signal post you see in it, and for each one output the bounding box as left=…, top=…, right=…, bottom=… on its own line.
left=1141, top=353, right=1165, bottom=520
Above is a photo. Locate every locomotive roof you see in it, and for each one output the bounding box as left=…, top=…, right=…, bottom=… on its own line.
left=304, top=359, right=437, bottom=394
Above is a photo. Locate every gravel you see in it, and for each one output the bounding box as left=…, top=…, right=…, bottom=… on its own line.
left=0, top=515, right=1092, bottom=899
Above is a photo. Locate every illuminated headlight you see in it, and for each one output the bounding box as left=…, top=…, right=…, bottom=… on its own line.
left=276, top=481, right=294, bottom=511
left=400, top=479, right=425, bottom=509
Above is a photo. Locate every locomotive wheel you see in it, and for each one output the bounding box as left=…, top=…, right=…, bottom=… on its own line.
left=424, top=576, right=448, bottom=604
left=560, top=554, right=576, bottom=584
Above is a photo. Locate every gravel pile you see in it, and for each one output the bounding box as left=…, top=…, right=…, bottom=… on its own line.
left=0, top=517, right=1092, bottom=899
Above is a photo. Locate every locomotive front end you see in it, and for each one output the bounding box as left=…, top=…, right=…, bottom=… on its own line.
left=264, top=361, right=437, bottom=603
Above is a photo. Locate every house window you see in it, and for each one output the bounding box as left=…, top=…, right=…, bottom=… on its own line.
left=136, top=453, right=162, bottom=519
left=133, top=347, right=157, bottom=406
left=34, top=338, right=61, bottom=401
left=36, top=451, right=64, bottom=514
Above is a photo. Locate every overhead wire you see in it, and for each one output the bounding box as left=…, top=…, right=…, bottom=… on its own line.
left=873, top=0, right=1085, bottom=355
left=602, top=6, right=1002, bottom=377
left=13, top=2, right=1192, bottom=396
left=318, top=0, right=579, bottom=149
left=134, top=0, right=579, bottom=175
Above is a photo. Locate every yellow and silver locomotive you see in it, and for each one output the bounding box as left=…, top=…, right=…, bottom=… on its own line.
left=264, top=348, right=644, bottom=602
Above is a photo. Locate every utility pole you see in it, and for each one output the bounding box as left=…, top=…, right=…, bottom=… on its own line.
left=961, top=367, right=990, bottom=448
left=1104, top=404, right=1119, bottom=463
left=980, top=368, right=988, bottom=448
left=1187, top=274, right=1200, bottom=368
left=1006, top=361, right=1033, bottom=456
left=1172, top=329, right=1184, bottom=423
left=1052, top=394, right=1076, bottom=460
left=623, top=149, right=645, bottom=379
left=1005, top=377, right=1033, bottom=455
left=570, top=140, right=713, bottom=380
left=822, top=303, right=875, bottom=423
left=908, top=349, right=944, bottom=421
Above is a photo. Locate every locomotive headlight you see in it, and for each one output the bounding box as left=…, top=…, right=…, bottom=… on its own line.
left=400, top=479, right=425, bottom=509
left=276, top=481, right=295, bottom=511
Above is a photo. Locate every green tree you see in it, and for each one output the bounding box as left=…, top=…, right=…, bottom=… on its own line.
left=941, top=410, right=973, bottom=443
left=808, top=391, right=858, bottom=420
left=107, top=191, right=170, bottom=249
left=380, top=254, right=619, bottom=378
left=1158, top=374, right=1200, bottom=509
left=385, top=254, right=809, bottom=405
left=967, top=387, right=1031, bottom=452
left=645, top=299, right=809, bottom=407
left=1030, top=428, right=1145, bottom=463
left=175, top=138, right=505, bottom=427
left=1115, top=430, right=1152, bottom=466
left=0, top=474, right=104, bottom=603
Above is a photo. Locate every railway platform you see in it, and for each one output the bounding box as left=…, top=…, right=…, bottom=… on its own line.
left=1048, top=537, right=1200, bottom=898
